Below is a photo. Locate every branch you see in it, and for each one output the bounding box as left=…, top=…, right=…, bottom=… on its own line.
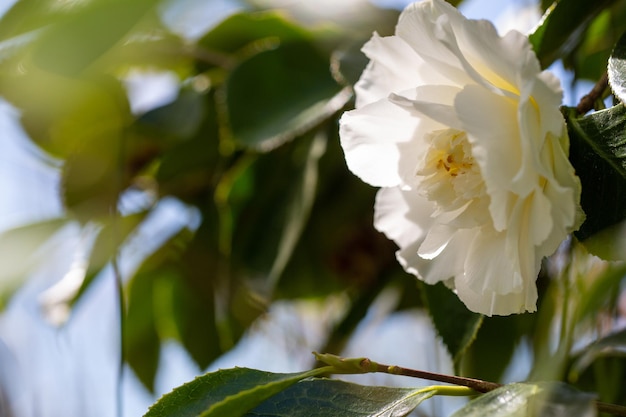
left=576, top=71, right=609, bottom=115
left=314, top=352, right=626, bottom=416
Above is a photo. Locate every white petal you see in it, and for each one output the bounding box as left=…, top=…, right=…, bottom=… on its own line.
left=355, top=33, right=426, bottom=108
left=463, top=227, right=523, bottom=295
left=389, top=84, right=463, bottom=130
left=374, top=186, right=436, bottom=246
left=339, top=99, right=418, bottom=187
left=455, top=278, right=537, bottom=316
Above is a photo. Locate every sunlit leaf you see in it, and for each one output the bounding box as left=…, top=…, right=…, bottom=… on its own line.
left=0, top=218, right=68, bottom=308
left=566, top=105, right=626, bottom=240
left=144, top=367, right=329, bottom=417
left=31, top=0, right=159, bottom=76
left=609, top=30, right=626, bottom=103
left=451, top=382, right=596, bottom=417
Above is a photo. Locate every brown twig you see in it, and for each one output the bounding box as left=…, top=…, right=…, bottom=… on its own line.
left=369, top=358, right=626, bottom=416
left=576, top=71, right=609, bottom=114
left=372, top=361, right=500, bottom=393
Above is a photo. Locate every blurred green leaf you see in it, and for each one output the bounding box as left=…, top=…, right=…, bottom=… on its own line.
left=138, top=87, right=205, bottom=141
left=566, top=105, right=626, bottom=240
left=451, top=382, right=596, bottom=417
left=249, top=378, right=436, bottom=417
left=143, top=367, right=329, bottom=417
left=125, top=263, right=162, bottom=393
left=223, top=41, right=346, bottom=151
left=581, top=219, right=626, bottom=261
left=570, top=329, right=626, bottom=382
left=154, top=90, right=221, bottom=204
left=70, top=211, right=148, bottom=307
left=609, top=30, right=626, bottom=103
left=330, top=40, right=369, bottom=87
left=421, top=281, right=483, bottom=365
left=529, top=0, right=617, bottom=68
left=0, top=218, right=68, bottom=308
left=31, top=0, right=159, bottom=76
left=463, top=316, right=522, bottom=384
left=199, top=11, right=311, bottom=55
left=566, top=3, right=626, bottom=81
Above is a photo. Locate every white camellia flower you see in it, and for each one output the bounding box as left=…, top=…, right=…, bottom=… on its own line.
left=339, top=0, right=583, bottom=315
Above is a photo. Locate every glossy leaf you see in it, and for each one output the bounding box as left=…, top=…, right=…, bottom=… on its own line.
left=144, top=367, right=329, bottom=417
left=609, top=30, right=626, bottom=103
left=529, top=0, right=616, bottom=68
left=566, top=105, right=626, bottom=240
left=249, top=378, right=436, bottom=417
left=223, top=41, right=346, bottom=151
left=421, top=281, right=483, bottom=364
left=451, top=382, right=596, bottom=417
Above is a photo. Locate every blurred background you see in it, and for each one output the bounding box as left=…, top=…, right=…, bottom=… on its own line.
left=0, top=0, right=618, bottom=416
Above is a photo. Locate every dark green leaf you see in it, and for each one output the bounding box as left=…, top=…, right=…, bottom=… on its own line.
left=198, top=11, right=311, bottom=55
left=529, top=0, right=616, bottom=68
left=248, top=378, right=436, bottom=417
left=330, top=40, right=369, bottom=87
left=463, top=316, right=522, bottom=383
left=144, top=367, right=329, bottom=417
left=566, top=105, right=626, bottom=240
left=451, top=382, right=596, bottom=417
left=609, top=30, right=626, bottom=103
left=124, top=265, right=162, bottom=393
left=138, top=87, right=206, bottom=140
left=267, top=133, right=326, bottom=285
left=223, top=41, right=346, bottom=151
left=421, top=282, right=483, bottom=364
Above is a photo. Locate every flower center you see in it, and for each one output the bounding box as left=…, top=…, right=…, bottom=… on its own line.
left=417, top=129, right=486, bottom=213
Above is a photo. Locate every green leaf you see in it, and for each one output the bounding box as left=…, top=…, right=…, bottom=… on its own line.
left=70, top=211, right=148, bottom=307
left=451, top=382, right=596, bottom=417
left=198, top=11, right=311, bottom=55
left=0, top=218, right=68, bottom=308
left=421, top=281, right=483, bottom=364
left=31, top=0, right=158, bottom=76
left=529, top=0, right=617, bottom=68
left=222, top=41, right=346, bottom=151
left=144, top=367, right=329, bottom=417
left=567, top=4, right=626, bottom=81
left=566, top=105, right=626, bottom=240
left=248, top=378, right=436, bottom=417
left=124, top=263, right=162, bottom=393
left=609, top=30, right=626, bottom=103
left=264, top=135, right=321, bottom=285
left=138, top=87, right=206, bottom=141
left=463, top=316, right=523, bottom=384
